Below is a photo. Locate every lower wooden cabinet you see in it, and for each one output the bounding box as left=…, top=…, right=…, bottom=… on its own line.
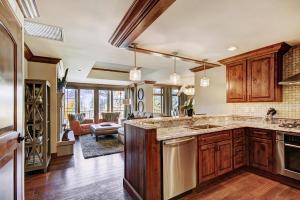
left=233, top=128, right=246, bottom=169
left=249, top=136, right=273, bottom=172
left=199, top=138, right=232, bottom=183
left=248, top=128, right=274, bottom=172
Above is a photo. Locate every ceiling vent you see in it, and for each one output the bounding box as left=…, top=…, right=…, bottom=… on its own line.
left=24, top=20, right=64, bottom=41
left=17, top=0, right=39, bottom=18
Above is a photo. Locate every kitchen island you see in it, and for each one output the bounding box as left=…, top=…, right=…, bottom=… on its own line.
left=123, top=115, right=300, bottom=200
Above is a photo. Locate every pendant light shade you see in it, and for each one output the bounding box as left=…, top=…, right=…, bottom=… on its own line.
left=130, top=68, right=141, bottom=82
left=129, top=44, right=141, bottom=82
left=170, top=53, right=180, bottom=84
left=200, top=60, right=210, bottom=87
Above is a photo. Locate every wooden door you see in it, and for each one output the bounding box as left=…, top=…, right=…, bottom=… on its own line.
left=0, top=1, right=24, bottom=200
left=199, top=143, right=217, bottom=183
left=226, top=61, right=247, bottom=102
left=247, top=54, right=275, bottom=102
left=216, top=140, right=233, bottom=175
left=249, top=137, right=273, bottom=172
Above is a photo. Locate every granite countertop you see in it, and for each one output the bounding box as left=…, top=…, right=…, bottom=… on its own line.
left=157, top=121, right=300, bottom=141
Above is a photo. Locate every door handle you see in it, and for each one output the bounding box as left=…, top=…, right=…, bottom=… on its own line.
left=17, top=133, right=25, bottom=143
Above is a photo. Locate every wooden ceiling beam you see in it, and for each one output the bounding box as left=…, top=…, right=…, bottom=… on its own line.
left=109, top=0, right=176, bottom=48
left=127, top=46, right=220, bottom=68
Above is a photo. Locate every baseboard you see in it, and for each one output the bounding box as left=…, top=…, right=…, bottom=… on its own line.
left=246, top=167, right=300, bottom=189
left=123, top=178, right=143, bottom=200
left=51, top=153, right=57, bottom=159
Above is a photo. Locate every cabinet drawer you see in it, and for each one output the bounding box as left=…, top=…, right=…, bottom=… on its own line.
left=249, top=128, right=273, bottom=140
left=199, top=130, right=232, bottom=145
left=233, top=128, right=245, bottom=138
left=234, top=153, right=245, bottom=169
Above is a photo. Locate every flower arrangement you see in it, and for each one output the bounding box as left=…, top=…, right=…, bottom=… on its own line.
left=182, top=98, right=194, bottom=116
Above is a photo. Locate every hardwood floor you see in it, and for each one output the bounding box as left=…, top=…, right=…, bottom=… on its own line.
left=182, top=172, right=300, bottom=200
left=25, top=140, right=132, bottom=200
left=25, top=140, right=300, bottom=200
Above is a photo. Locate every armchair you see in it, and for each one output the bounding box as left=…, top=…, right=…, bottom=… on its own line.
left=68, top=113, right=94, bottom=136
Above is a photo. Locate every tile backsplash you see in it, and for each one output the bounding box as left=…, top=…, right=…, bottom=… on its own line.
left=232, top=45, right=300, bottom=119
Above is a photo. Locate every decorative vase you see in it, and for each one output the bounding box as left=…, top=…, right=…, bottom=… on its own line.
left=187, top=109, right=193, bottom=117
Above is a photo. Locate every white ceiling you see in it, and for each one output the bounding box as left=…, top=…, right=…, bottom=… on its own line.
left=25, top=0, right=300, bottom=86
left=137, top=0, right=300, bottom=61
left=25, top=0, right=196, bottom=85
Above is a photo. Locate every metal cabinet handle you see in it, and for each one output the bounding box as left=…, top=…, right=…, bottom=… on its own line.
left=285, top=143, right=300, bottom=149
left=164, top=137, right=195, bottom=145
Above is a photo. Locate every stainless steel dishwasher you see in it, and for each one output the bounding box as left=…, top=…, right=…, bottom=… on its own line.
left=163, top=136, right=197, bottom=200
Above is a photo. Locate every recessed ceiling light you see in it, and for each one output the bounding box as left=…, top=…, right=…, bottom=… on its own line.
left=227, top=46, right=237, bottom=51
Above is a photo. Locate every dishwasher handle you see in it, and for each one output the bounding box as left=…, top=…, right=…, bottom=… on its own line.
left=164, top=137, right=195, bottom=146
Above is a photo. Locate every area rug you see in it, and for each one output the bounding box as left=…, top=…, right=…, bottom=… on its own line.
left=79, top=134, right=124, bottom=159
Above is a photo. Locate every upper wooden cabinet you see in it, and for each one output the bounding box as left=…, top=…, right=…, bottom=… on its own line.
left=220, top=42, right=291, bottom=103
left=226, top=61, right=247, bottom=102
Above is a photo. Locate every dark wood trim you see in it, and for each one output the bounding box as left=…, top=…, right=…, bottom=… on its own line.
left=128, top=46, right=220, bottom=67
left=67, top=82, right=126, bottom=90
left=218, top=42, right=291, bottom=65
left=190, top=65, right=220, bottom=72
left=123, top=178, right=143, bottom=200
left=50, top=153, right=57, bottom=159
left=24, top=43, right=61, bottom=64
left=109, top=0, right=176, bottom=48
left=91, top=67, right=129, bottom=74
left=144, top=80, right=156, bottom=84
left=154, top=83, right=181, bottom=88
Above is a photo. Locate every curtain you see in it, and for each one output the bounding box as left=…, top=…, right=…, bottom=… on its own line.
left=124, top=87, right=131, bottom=118
left=163, top=88, right=172, bottom=117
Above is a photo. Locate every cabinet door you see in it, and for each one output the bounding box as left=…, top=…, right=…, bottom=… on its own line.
left=249, top=137, right=273, bottom=172
left=216, top=140, right=233, bottom=175
left=199, top=143, right=217, bottom=183
left=226, top=61, right=247, bottom=102
left=247, top=54, right=276, bottom=102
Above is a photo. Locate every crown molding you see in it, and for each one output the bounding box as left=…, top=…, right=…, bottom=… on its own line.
left=24, top=43, right=61, bottom=64
left=218, top=42, right=291, bottom=65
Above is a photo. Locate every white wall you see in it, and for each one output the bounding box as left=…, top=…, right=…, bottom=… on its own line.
left=194, top=66, right=232, bottom=115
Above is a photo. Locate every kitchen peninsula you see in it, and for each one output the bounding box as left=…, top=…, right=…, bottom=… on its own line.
left=123, top=115, right=300, bottom=200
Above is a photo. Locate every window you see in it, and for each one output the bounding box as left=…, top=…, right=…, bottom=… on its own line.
left=99, top=90, right=109, bottom=114
left=112, top=90, right=125, bottom=117
left=80, top=89, right=94, bottom=119
left=64, top=88, right=77, bottom=122
left=171, top=89, right=179, bottom=116
left=153, top=88, right=163, bottom=113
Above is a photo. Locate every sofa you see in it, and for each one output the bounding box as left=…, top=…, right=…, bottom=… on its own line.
left=68, top=113, right=94, bottom=136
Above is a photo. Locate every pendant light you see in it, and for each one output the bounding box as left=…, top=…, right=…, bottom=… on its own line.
left=169, top=52, right=181, bottom=84
left=200, top=59, right=210, bottom=87
left=129, top=43, right=141, bottom=82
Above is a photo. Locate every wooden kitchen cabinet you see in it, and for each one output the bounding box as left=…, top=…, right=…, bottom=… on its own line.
left=220, top=42, right=291, bottom=103
left=226, top=61, right=247, bottom=102
left=198, top=131, right=233, bottom=183
left=247, top=54, right=278, bottom=102
left=233, top=129, right=246, bottom=169
left=248, top=128, right=274, bottom=172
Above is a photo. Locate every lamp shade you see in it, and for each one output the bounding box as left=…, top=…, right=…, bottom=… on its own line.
left=200, top=76, right=210, bottom=87
left=129, top=68, right=141, bottom=82
left=170, top=73, right=180, bottom=84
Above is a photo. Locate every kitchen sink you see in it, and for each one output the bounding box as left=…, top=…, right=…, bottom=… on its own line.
left=189, top=124, right=222, bottom=130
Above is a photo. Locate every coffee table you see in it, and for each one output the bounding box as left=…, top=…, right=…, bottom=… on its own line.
left=90, top=123, right=122, bottom=141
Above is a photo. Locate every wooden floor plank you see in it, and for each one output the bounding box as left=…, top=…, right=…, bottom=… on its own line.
left=25, top=139, right=300, bottom=200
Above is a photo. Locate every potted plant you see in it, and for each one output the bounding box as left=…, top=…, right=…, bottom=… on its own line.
left=182, top=98, right=194, bottom=117
left=57, top=68, right=69, bottom=93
